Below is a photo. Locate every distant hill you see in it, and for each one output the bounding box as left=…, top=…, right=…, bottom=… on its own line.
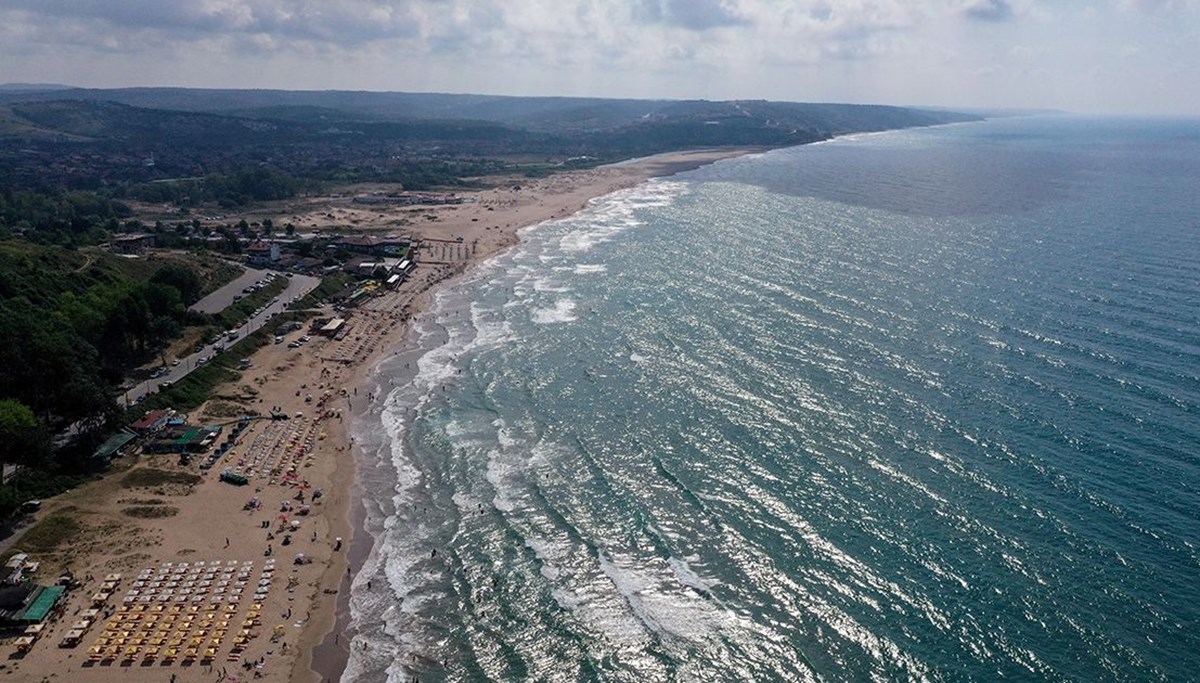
left=0, top=83, right=77, bottom=92
left=0, top=88, right=981, bottom=193
left=0, top=87, right=979, bottom=134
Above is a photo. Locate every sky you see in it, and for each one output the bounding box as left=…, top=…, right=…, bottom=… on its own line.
left=1, top=0, right=1197, bottom=115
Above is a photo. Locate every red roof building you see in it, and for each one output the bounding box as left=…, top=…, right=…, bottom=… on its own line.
left=130, top=409, right=171, bottom=434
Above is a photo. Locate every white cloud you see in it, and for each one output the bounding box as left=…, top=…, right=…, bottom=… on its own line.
left=0, top=0, right=1196, bottom=114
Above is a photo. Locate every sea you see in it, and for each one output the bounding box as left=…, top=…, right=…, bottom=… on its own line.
left=345, top=116, right=1200, bottom=682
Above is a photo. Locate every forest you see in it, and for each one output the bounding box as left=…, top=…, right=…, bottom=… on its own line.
left=0, top=242, right=212, bottom=506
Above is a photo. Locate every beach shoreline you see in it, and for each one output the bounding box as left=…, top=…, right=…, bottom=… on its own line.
left=303, top=147, right=762, bottom=683
left=0, top=147, right=760, bottom=683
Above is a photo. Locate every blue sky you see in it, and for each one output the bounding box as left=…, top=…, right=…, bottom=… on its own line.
left=1, top=0, right=1196, bottom=114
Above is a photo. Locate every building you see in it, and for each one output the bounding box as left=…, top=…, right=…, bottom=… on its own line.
left=333, top=235, right=379, bottom=255
left=130, top=409, right=171, bottom=434
left=246, top=240, right=281, bottom=266
left=110, top=233, right=155, bottom=255
left=91, top=429, right=138, bottom=468
left=0, top=555, right=64, bottom=627
left=333, top=234, right=411, bottom=257
left=319, top=318, right=346, bottom=337
left=0, top=584, right=65, bottom=626
left=377, top=235, right=411, bottom=256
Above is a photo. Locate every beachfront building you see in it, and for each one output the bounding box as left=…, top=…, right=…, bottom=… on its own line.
left=319, top=318, right=346, bottom=338
left=0, top=555, right=65, bottom=629
left=333, top=234, right=411, bottom=257
left=333, top=235, right=379, bottom=255
left=143, top=424, right=223, bottom=454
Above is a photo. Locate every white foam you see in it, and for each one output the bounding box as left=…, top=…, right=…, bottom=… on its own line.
left=493, top=420, right=519, bottom=450
left=667, top=555, right=716, bottom=593
left=533, top=276, right=571, bottom=293
left=345, top=176, right=699, bottom=681
left=468, top=301, right=515, bottom=351
left=596, top=550, right=739, bottom=642
left=531, top=299, right=578, bottom=324
left=555, top=180, right=687, bottom=253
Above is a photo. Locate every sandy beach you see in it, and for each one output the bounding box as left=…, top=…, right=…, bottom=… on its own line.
left=0, top=147, right=757, bottom=683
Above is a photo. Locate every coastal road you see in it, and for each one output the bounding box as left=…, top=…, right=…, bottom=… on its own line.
left=123, top=272, right=321, bottom=406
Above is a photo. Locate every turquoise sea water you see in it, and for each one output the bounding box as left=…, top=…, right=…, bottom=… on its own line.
left=347, top=117, right=1200, bottom=682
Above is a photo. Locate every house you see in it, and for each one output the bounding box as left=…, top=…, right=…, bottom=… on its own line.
left=246, top=240, right=281, bottom=266
left=110, top=233, right=155, bottom=255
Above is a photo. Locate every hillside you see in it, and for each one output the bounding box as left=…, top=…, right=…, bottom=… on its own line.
left=0, top=87, right=978, bottom=134
left=0, top=90, right=980, bottom=193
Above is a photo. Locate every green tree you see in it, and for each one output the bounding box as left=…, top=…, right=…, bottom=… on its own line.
left=150, top=263, right=203, bottom=305
left=0, top=399, right=44, bottom=468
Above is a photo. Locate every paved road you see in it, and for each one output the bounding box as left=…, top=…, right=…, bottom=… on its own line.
left=189, top=265, right=271, bottom=314
left=124, top=272, right=321, bottom=406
